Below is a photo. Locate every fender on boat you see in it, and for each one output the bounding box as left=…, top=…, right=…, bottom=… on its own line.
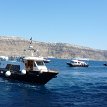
left=5, top=71, right=11, bottom=77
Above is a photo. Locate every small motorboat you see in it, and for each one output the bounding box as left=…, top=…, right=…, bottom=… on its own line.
left=0, top=56, right=58, bottom=85
left=0, top=39, right=58, bottom=85
left=67, top=59, right=89, bottom=67
left=39, top=57, right=51, bottom=63
left=43, top=58, right=51, bottom=63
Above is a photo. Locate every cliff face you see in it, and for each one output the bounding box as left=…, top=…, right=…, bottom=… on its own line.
left=0, top=36, right=107, bottom=60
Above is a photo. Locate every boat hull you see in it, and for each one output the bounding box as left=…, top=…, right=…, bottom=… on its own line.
left=0, top=70, right=58, bottom=85
left=67, top=62, right=89, bottom=67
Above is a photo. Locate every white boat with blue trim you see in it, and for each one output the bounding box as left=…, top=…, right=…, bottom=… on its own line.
left=67, top=59, right=89, bottom=67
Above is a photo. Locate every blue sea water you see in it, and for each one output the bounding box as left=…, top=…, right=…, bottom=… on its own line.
left=0, top=59, right=107, bottom=107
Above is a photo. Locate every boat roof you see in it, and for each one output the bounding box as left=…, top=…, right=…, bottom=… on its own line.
left=23, top=56, right=44, bottom=61
left=71, top=59, right=85, bottom=63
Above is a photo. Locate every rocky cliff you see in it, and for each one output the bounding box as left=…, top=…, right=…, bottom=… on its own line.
left=0, top=36, right=107, bottom=60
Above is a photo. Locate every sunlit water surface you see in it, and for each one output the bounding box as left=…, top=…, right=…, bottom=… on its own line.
left=0, top=59, right=107, bottom=107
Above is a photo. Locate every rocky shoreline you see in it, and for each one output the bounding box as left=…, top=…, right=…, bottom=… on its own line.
left=0, top=36, right=107, bottom=61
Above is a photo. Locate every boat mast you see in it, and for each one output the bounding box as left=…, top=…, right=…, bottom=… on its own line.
left=29, top=37, right=34, bottom=56
left=24, top=37, right=36, bottom=57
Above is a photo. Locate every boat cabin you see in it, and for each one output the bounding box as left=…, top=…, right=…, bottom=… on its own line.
left=70, top=60, right=87, bottom=65
left=0, top=56, right=48, bottom=74
left=23, top=57, right=48, bottom=72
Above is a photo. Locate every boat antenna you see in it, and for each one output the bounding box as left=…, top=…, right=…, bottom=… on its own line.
left=23, top=37, right=36, bottom=56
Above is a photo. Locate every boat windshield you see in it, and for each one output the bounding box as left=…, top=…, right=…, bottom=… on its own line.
left=71, top=61, right=77, bottom=63
left=36, top=61, right=44, bottom=66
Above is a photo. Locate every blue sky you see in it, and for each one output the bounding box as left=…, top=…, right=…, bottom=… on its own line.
left=0, top=0, right=107, bottom=50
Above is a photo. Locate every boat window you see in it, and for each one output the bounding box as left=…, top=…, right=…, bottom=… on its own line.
left=34, top=62, right=36, bottom=67
left=6, top=64, right=12, bottom=69
left=6, top=64, right=20, bottom=71
left=36, top=61, right=44, bottom=66
left=71, top=61, right=74, bottom=63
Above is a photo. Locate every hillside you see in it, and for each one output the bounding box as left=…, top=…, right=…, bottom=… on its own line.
left=0, top=36, right=107, bottom=60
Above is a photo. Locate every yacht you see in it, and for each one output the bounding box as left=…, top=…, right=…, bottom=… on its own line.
left=67, top=59, right=89, bottom=67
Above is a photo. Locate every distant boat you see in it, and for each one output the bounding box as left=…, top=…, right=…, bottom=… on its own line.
left=67, top=59, right=89, bottom=67
left=39, top=57, right=51, bottom=63
left=43, top=58, right=51, bottom=63
left=103, top=63, right=107, bottom=66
